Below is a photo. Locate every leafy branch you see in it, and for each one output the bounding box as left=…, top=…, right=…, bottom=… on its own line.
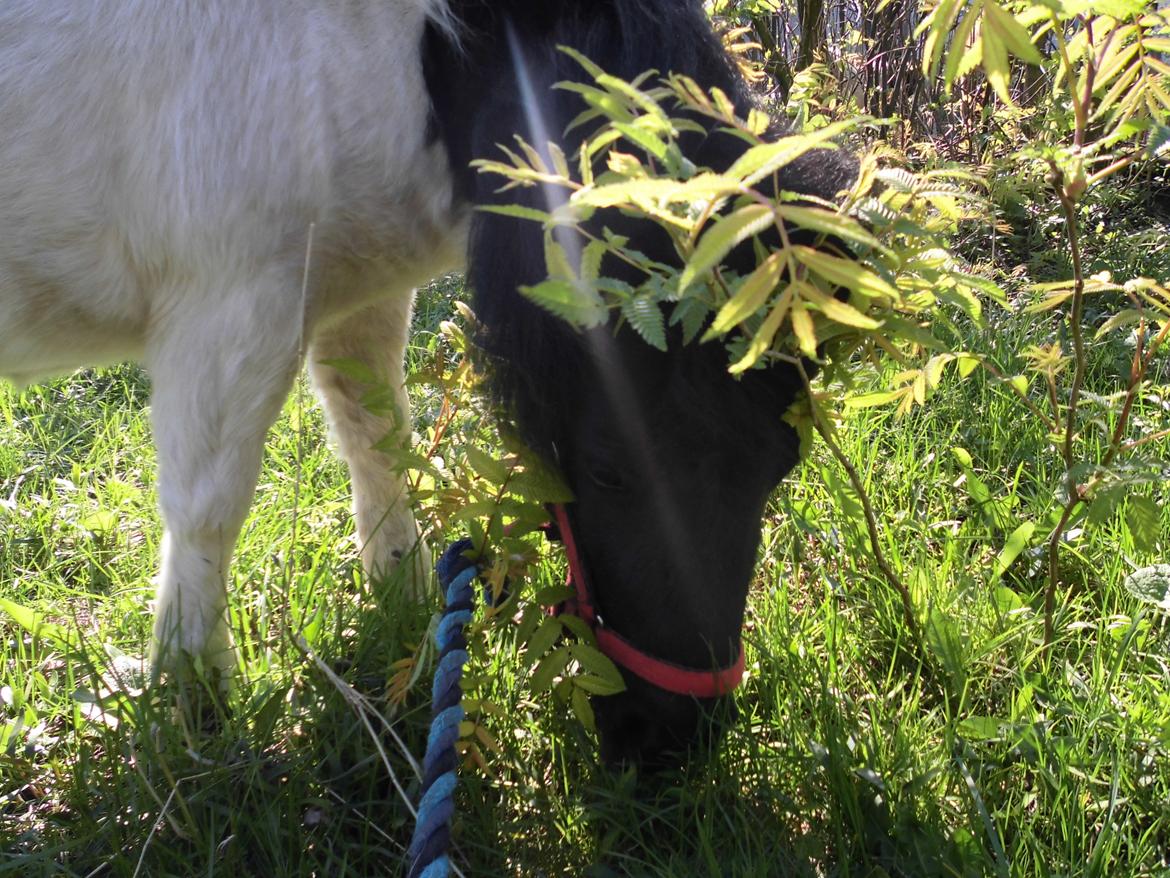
left=474, top=52, right=1010, bottom=647
left=919, top=0, right=1169, bottom=646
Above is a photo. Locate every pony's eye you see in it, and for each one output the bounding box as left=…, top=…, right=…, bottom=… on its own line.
left=588, top=464, right=627, bottom=492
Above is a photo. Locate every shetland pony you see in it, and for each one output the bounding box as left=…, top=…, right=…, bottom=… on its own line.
left=0, top=0, right=854, bottom=765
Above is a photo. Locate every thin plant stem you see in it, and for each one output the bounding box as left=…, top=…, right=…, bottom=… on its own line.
left=791, top=360, right=923, bottom=646
left=1044, top=170, right=1088, bottom=647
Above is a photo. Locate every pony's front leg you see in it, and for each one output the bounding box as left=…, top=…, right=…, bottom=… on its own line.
left=146, top=279, right=302, bottom=678
left=309, top=295, right=431, bottom=598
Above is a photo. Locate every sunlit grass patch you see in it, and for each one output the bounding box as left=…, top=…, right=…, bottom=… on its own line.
left=2, top=264, right=1169, bottom=875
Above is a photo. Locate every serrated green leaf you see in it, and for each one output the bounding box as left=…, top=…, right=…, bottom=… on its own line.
left=981, top=12, right=1013, bottom=103
left=613, top=121, right=669, bottom=161
left=571, top=686, right=596, bottom=732
left=581, top=240, right=607, bottom=283
left=946, top=353, right=976, bottom=379
left=774, top=204, right=887, bottom=253
left=672, top=295, right=713, bottom=346
left=1146, top=54, right=1170, bottom=78
left=1126, top=495, right=1161, bottom=553
left=595, top=277, right=637, bottom=299
left=729, top=285, right=795, bottom=373
left=1149, top=83, right=1170, bottom=115
left=556, top=81, right=636, bottom=125
left=464, top=446, right=509, bottom=485
left=1025, top=290, right=1074, bottom=312
left=468, top=519, right=485, bottom=552
left=1094, top=40, right=1140, bottom=94
left=880, top=316, right=947, bottom=350
left=924, top=354, right=954, bottom=388
left=477, top=204, right=553, bottom=224
left=1087, top=483, right=1129, bottom=525
left=855, top=196, right=898, bottom=227
left=545, top=238, right=575, bottom=280
left=595, top=73, right=670, bottom=125
left=955, top=270, right=1009, bottom=306
left=531, top=647, right=572, bottom=692
left=448, top=501, right=502, bottom=524
left=374, top=444, right=438, bottom=477
left=517, top=137, right=552, bottom=176
left=548, top=141, right=571, bottom=180
left=524, top=617, right=563, bottom=667
left=876, top=167, right=918, bottom=192
left=574, top=173, right=736, bottom=212
left=923, top=0, right=967, bottom=76
left=801, top=284, right=882, bottom=329
left=1148, top=121, right=1170, bottom=158
left=519, top=280, right=607, bottom=328
left=558, top=614, right=597, bottom=645
left=1093, top=0, right=1150, bottom=17
left=557, top=44, right=606, bottom=80
left=1095, top=309, right=1145, bottom=338
left=534, top=585, right=574, bottom=607
left=705, top=251, right=785, bottom=339
left=573, top=673, right=627, bottom=696
left=792, top=246, right=899, bottom=300
left=679, top=204, right=775, bottom=294
left=843, top=389, right=905, bottom=409
left=622, top=297, right=667, bottom=350
left=509, top=465, right=575, bottom=504
left=946, top=1, right=985, bottom=88
left=984, top=0, right=1043, bottom=66
left=791, top=303, right=817, bottom=357
left=569, top=644, right=626, bottom=693
left=727, top=120, right=856, bottom=186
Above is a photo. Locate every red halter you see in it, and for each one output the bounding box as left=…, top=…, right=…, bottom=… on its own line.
left=547, top=503, right=745, bottom=699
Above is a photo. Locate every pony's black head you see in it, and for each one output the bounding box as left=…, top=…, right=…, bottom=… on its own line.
left=424, top=0, right=856, bottom=767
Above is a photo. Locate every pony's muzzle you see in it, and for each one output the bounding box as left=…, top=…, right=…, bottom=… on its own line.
left=593, top=684, right=737, bottom=770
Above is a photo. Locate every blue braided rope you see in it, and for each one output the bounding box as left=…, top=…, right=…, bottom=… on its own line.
left=407, top=538, right=478, bottom=878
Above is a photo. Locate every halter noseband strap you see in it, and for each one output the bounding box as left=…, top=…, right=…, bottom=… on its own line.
left=548, top=503, right=745, bottom=699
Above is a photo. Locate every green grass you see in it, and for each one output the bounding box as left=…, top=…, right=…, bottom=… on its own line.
left=2, top=254, right=1169, bottom=877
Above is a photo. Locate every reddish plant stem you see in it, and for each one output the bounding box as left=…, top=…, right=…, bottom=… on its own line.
left=792, top=361, right=923, bottom=645
left=1044, top=171, right=1089, bottom=648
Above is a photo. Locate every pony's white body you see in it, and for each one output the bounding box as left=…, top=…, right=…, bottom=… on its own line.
left=0, top=0, right=462, bottom=666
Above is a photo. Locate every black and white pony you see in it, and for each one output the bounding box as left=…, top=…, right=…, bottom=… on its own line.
left=0, top=0, right=854, bottom=766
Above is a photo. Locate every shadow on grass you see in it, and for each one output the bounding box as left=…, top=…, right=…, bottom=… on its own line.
left=0, top=562, right=440, bottom=878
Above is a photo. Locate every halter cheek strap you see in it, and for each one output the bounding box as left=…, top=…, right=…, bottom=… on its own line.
left=548, top=503, right=745, bottom=699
